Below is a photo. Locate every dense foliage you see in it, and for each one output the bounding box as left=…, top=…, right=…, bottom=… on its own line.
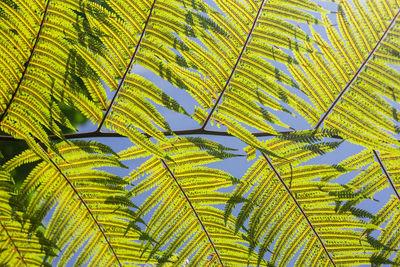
left=1, top=0, right=400, bottom=266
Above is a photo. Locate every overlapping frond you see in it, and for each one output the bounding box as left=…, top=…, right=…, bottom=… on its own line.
left=290, top=0, right=400, bottom=153
left=282, top=4, right=400, bottom=263
left=368, top=197, right=400, bottom=266
left=226, top=136, right=378, bottom=266
left=78, top=0, right=226, bottom=159
left=121, top=137, right=259, bottom=266
left=336, top=150, right=400, bottom=266
left=0, top=0, right=107, bottom=148
left=190, top=0, right=326, bottom=139
left=3, top=141, right=154, bottom=266
left=1, top=0, right=400, bottom=266
left=0, top=168, right=53, bottom=266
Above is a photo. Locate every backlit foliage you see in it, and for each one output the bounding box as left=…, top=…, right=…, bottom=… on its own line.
left=1, top=0, right=400, bottom=266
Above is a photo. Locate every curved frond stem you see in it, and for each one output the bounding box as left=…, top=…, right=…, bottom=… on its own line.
left=373, top=150, right=400, bottom=201
left=0, top=0, right=51, bottom=123
left=96, top=0, right=157, bottom=131
left=261, top=152, right=337, bottom=267
left=161, top=159, right=225, bottom=266
left=36, top=144, right=123, bottom=267
left=200, top=0, right=267, bottom=130
left=314, top=8, right=400, bottom=130
left=0, top=129, right=345, bottom=141
left=0, top=222, right=28, bottom=266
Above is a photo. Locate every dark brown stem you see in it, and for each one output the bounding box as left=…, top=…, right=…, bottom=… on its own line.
left=261, top=152, right=336, bottom=267
left=315, top=8, right=400, bottom=130
left=96, top=0, right=157, bottom=131
left=0, top=129, right=344, bottom=142
left=0, top=222, right=28, bottom=266
left=37, top=145, right=122, bottom=266
left=161, top=159, right=225, bottom=266
left=0, top=0, right=51, bottom=123
left=373, top=150, right=400, bottom=201
left=201, top=0, right=267, bottom=130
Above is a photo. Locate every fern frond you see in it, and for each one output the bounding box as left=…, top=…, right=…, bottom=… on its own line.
left=226, top=138, right=377, bottom=266
left=123, top=137, right=257, bottom=266
left=1, top=0, right=400, bottom=266
left=184, top=0, right=325, bottom=150
left=3, top=141, right=154, bottom=266
left=281, top=2, right=400, bottom=154
left=0, top=0, right=113, bottom=149
left=0, top=168, right=55, bottom=266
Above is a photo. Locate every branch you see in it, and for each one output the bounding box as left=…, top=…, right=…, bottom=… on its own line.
left=96, top=0, right=157, bottom=131
left=0, top=0, right=51, bottom=123
left=201, top=0, right=267, bottom=129
left=0, top=128, right=345, bottom=142
left=161, top=159, right=225, bottom=266
left=314, top=8, right=400, bottom=130
left=373, top=150, right=400, bottom=201
left=261, top=152, right=336, bottom=267
left=0, top=222, right=28, bottom=266
left=37, top=144, right=122, bottom=267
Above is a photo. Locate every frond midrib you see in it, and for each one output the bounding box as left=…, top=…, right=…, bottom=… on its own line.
left=0, top=0, right=51, bottom=123
left=36, top=143, right=123, bottom=266
left=201, top=0, right=268, bottom=129
left=314, top=8, right=400, bottom=130
left=261, top=152, right=337, bottom=267
left=161, top=159, right=225, bottom=266
left=96, top=0, right=158, bottom=131
left=373, top=150, right=400, bottom=201
left=0, top=222, right=28, bottom=266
